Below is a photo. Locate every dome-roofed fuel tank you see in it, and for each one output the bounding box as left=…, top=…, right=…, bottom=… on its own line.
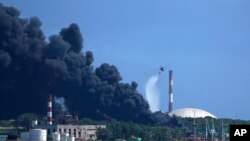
left=168, top=108, right=217, bottom=118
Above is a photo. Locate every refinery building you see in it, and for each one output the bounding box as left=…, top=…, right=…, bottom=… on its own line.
left=32, top=124, right=106, bottom=141
left=19, top=95, right=106, bottom=141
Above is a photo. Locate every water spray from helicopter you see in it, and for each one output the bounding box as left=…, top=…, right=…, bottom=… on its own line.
left=145, top=66, right=165, bottom=112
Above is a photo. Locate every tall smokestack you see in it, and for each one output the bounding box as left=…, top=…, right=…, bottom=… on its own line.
left=168, top=70, right=173, bottom=112
left=47, top=95, right=52, bottom=125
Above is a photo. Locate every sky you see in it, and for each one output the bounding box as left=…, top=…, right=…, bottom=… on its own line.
left=2, top=0, right=250, bottom=120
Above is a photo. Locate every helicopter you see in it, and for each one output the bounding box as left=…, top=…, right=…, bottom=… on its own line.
left=159, top=66, right=165, bottom=75
left=160, top=66, right=165, bottom=72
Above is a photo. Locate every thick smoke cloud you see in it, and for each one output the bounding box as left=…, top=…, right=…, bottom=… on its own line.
left=0, top=3, right=167, bottom=124
left=0, top=50, right=11, bottom=67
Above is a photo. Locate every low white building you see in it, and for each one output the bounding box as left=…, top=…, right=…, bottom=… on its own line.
left=34, top=124, right=106, bottom=141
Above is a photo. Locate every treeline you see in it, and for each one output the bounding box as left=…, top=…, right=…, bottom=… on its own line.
left=81, top=117, right=250, bottom=141
left=1, top=113, right=250, bottom=141
left=81, top=118, right=186, bottom=141
left=0, top=113, right=185, bottom=140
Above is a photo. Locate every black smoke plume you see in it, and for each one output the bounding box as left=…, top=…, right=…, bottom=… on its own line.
left=0, top=3, right=165, bottom=124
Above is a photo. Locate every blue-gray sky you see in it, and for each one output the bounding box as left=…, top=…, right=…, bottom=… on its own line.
left=2, top=0, right=250, bottom=120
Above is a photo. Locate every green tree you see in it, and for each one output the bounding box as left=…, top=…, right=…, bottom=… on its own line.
left=96, top=128, right=112, bottom=141
left=17, top=113, right=38, bottom=130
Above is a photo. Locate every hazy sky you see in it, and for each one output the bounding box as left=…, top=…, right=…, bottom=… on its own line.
left=2, top=0, right=250, bottom=120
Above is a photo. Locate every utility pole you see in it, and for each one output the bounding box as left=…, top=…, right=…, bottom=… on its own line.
left=193, top=110, right=196, bottom=141
left=221, top=119, right=225, bottom=141
left=205, top=119, right=208, bottom=140
left=211, top=119, right=215, bottom=141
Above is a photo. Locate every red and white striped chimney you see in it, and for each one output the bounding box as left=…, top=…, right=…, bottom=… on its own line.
left=47, top=95, right=52, bottom=125
left=168, top=70, right=173, bottom=112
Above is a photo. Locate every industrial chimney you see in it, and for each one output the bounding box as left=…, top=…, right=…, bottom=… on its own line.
left=47, top=95, right=52, bottom=125
left=168, top=70, right=173, bottom=112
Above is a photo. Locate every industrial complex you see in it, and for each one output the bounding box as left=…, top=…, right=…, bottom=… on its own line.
left=17, top=95, right=106, bottom=141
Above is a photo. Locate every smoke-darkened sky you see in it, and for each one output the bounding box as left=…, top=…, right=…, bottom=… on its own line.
left=2, top=0, right=250, bottom=120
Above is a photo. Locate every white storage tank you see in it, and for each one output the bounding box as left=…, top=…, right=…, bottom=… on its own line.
left=52, top=132, right=60, bottom=141
left=0, top=135, right=8, bottom=141
left=20, top=132, right=29, bottom=141
left=61, top=133, right=69, bottom=141
left=32, top=120, right=38, bottom=127
left=68, top=136, right=75, bottom=141
left=29, top=129, right=47, bottom=141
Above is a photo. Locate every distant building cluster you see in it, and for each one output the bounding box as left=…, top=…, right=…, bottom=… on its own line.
left=0, top=95, right=106, bottom=141
left=33, top=124, right=106, bottom=141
